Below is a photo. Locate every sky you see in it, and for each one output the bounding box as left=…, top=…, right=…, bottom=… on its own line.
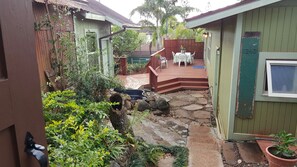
left=99, top=0, right=239, bottom=23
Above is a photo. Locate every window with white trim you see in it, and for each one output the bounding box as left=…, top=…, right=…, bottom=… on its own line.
left=255, top=52, right=297, bottom=102
left=85, top=30, right=99, bottom=68
left=266, top=60, right=297, bottom=98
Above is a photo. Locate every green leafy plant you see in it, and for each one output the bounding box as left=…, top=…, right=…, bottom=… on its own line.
left=270, top=131, right=297, bottom=159
left=43, top=90, right=127, bottom=166
left=127, top=63, right=147, bottom=74
left=129, top=142, right=189, bottom=167
left=112, top=26, right=143, bottom=57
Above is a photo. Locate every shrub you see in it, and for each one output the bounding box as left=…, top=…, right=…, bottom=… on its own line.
left=127, top=63, right=146, bottom=74
left=43, top=90, right=126, bottom=166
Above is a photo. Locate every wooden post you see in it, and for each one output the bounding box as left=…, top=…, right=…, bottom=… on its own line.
left=119, top=57, right=127, bottom=75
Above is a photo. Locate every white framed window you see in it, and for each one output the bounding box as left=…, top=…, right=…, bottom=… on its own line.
left=85, top=29, right=99, bottom=68
left=266, top=60, right=297, bottom=98
left=255, top=52, right=297, bottom=102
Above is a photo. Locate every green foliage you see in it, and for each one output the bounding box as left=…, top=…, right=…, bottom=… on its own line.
left=127, top=63, right=147, bottom=74
left=129, top=143, right=189, bottom=167
left=43, top=90, right=126, bottom=166
left=271, top=131, right=297, bottom=159
left=131, top=0, right=196, bottom=49
left=167, top=23, right=204, bottom=41
left=112, top=26, right=143, bottom=57
left=64, top=37, right=124, bottom=102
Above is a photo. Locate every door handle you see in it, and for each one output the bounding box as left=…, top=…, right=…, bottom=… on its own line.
left=24, top=132, right=48, bottom=167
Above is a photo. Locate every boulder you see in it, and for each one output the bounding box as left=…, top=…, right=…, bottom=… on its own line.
left=156, top=97, right=170, bottom=114
left=149, top=100, right=158, bottom=111
left=137, top=100, right=151, bottom=111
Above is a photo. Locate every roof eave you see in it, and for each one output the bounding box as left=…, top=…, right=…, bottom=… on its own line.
left=186, top=0, right=281, bottom=29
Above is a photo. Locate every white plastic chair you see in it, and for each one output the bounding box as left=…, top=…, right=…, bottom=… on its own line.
left=172, top=51, right=176, bottom=64
left=190, top=52, right=195, bottom=64
left=160, top=56, right=168, bottom=69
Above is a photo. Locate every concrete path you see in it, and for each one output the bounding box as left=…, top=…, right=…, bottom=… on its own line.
left=187, top=124, right=224, bottom=167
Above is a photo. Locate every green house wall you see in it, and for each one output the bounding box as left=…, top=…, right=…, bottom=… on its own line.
left=234, top=4, right=297, bottom=136
left=74, top=16, right=114, bottom=76
left=204, top=17, right=237, bottom=138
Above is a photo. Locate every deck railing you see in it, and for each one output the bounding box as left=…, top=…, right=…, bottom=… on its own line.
left=146, top=48, right=165, bottom=71
left=145, top=48, right=165, bottom=90
left=148, top=66, right=158, bottom=91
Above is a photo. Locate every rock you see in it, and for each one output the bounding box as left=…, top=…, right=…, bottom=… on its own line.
left=149, top=100, right=158, bottom=111
left=137, top=100, right=151, bottom=111
left=124, top=100, right=133, bottom=110
left=160, top=95, right=172, bottom=102
left=197, top=98, right=208, bottom=105
left=122, top=93, right=131, bottom=100
left=193, top=110, right=211, bottom=119
left=152, top=110, right=164, bottom=116
left=191, top=93, right=204, bottom=98
left=183, top=104, right=204, bottom=111
left=174, top=109, right=191, bottom=118
left=169, top=100, right=192, bottom=107
left=176, top=95, right=197, bottom=102
left=146, top=94, right=156, bottom=101
left=156, top=97, right=170, bottom=111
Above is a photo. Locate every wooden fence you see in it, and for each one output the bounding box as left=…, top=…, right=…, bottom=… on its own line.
left=163, top=39, right=204, bottom=60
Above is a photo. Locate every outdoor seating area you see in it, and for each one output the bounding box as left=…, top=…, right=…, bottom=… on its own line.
left=118, top=59, right=207, bottom=90
left=172, top=51, right=195, bottom=66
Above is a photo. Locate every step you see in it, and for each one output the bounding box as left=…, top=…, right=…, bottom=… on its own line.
left=158, top=85, right=209, bottom=94
left=157, top=77, right=208, bottom=85
left=157, top=81, right=208, bottom=92
left=179, top=81, right=209, bottom=87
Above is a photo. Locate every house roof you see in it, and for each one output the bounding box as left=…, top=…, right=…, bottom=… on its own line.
left=34, top=0, right=138, bottom=28
left=185, top=0, right=281, bottom=29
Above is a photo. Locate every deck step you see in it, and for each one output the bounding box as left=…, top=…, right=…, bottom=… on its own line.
left=157, top=85, right=209, bottom=94
left=158, top=77, right=208, bottom=85
left=158, top=81, right=208, bottom=91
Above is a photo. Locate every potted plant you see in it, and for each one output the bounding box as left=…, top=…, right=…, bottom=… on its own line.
left=265, top=131, right=297, bottom=167
left=180, top=45, right=186, bottom=53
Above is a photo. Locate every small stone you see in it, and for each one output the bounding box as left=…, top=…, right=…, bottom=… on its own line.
left=183, top=104, right=204, bottom=111
left=169, top=100, right=192, bottom=107
left=197, top=98, right=208, bottom=105
left=137, top=100, right=150, bottom=111
left=124, top=100, right=132, bottom=110
left=193, top=111, right=211, bottom=119
left=152, top=110, right=164, bottom=116
left=191, top=93, right=204, bottom=98
left=174, top=109, right=191, bottom=118
left=205, top=104, right=213, bottom=108
left=237, top=159, right=242, bottom=164
left=160, top=95, right=172, bottom=102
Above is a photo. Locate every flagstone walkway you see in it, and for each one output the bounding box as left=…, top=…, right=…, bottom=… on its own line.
left=132, top=90, right=269, bottom=167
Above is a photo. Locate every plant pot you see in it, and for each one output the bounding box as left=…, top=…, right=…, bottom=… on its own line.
left=265, top=146, right=297, bottom=167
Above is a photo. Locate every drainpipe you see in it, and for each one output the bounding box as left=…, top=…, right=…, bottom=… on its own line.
left=99, top=26, right=126, bottom=73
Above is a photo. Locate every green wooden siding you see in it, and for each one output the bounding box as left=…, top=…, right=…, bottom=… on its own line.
left=235, top=5, right=297, bottom=135
left=217, top=18, right=236, bottom=137
left=234, top=102, right=297, bottom=135
left=205, top=27, right=221, bottom=99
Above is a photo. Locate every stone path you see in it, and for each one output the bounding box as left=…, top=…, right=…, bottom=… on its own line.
left=132, top=90, right=268, bottom=167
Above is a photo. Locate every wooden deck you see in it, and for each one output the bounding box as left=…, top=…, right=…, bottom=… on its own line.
left=118, top=59, right=208, bottom=89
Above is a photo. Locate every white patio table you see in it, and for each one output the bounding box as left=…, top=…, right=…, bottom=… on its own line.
left=173, top=52, right=192, bottom=67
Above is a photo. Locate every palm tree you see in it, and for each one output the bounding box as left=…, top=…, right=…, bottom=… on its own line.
left=130, top=0, right=195, bottom=50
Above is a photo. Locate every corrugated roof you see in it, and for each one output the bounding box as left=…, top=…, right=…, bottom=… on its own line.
left=185, top=0, right=281, bottom=28
left=34, top=0, right=138, bottom=28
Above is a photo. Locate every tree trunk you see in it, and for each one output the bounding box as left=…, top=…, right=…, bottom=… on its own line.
left=109, top=93, right=133, bottom=135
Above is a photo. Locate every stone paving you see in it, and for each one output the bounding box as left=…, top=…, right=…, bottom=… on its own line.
left=132, top=90, right=269, bottom=167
